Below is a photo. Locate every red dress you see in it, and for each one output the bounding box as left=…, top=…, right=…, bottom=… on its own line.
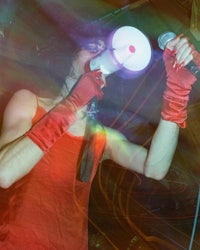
left=0, top=105, right=106, bottom=250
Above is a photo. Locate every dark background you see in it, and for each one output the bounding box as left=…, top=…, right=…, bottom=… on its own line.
left=0, top=0, right=200, bottom=249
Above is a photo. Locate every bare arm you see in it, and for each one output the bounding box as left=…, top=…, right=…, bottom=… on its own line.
left=105, top=35, right=196, bottom=180
left=144, top=119, right=179, bottom=179
left=104, top=119, right=179, bottom=180
left=0, top=89, right=44, bottom=188
left=0, top=69, right=105, bottom=188
left=0, top=137, right=44, bottom=188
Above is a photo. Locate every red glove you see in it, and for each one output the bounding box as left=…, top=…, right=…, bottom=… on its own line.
left=161, top=47, right=198, bottom=128
left=26, top=70, right=104, bottom=152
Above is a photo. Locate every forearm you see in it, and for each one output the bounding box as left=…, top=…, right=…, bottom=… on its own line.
left=144, top=36, right=198, bottom=180
left=0, top=136, right=44, bottom=188
left=27, top=71, right=104, bottom=152
left=144, top=119, right=179, bottom=180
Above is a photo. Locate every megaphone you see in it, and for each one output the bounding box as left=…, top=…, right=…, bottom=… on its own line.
left=86, top=26, right=152, bottom=77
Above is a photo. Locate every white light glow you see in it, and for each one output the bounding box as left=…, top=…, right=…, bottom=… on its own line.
left=111, top=26, right=152, bottom=71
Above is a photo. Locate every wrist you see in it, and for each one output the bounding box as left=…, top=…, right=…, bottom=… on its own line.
left=27, top=102, right=76, bottom=152
left=161, top=94, right=188, bottom=128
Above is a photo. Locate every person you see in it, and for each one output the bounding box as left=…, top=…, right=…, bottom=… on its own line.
left=0, top=34, right=199, bottom=249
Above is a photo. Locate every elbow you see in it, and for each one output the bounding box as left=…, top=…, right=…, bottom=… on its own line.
left=144, top=163, right=169, bottom=181
left=145, top=171, right=166, bottom=181
left=0, top=174, right=13, bottom=189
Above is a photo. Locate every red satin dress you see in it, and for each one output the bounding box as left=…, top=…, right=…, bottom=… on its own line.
left=0, top=104, right=106, bottom=250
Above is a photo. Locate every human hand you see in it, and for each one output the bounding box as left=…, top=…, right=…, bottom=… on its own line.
left=66, top=70, right=105, bottom=112
left=161, top=35, right=198, bottom=128
left=163, top=35, right=197, bottom=95
left=165, top=35, right=193, bottom=69
left=27, top=70, right=105, bottom=152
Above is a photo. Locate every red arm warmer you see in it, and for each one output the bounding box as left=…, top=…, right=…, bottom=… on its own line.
left=161, top=48, right=199, bottom=128
left=26, top=70, right=104, bottom=152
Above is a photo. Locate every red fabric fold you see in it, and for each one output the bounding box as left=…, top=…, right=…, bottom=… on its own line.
left=0, top=105, right=106, bottom=250
left=161, top=48, right=198, bottom=128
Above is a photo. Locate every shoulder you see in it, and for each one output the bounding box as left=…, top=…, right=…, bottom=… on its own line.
left=11, top=88, right=36, bottom=102
left=0, top=89, right=38, bottom=145
left=5, top=89, right=37, bottom=119
left=8, top=89, right=37, bottom=105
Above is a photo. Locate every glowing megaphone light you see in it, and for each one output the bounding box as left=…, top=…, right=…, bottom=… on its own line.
left=86, top=26, right=152, bottom=77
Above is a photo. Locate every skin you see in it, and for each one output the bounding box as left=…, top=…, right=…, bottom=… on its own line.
left=0, top=37, right=194, bottom=188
